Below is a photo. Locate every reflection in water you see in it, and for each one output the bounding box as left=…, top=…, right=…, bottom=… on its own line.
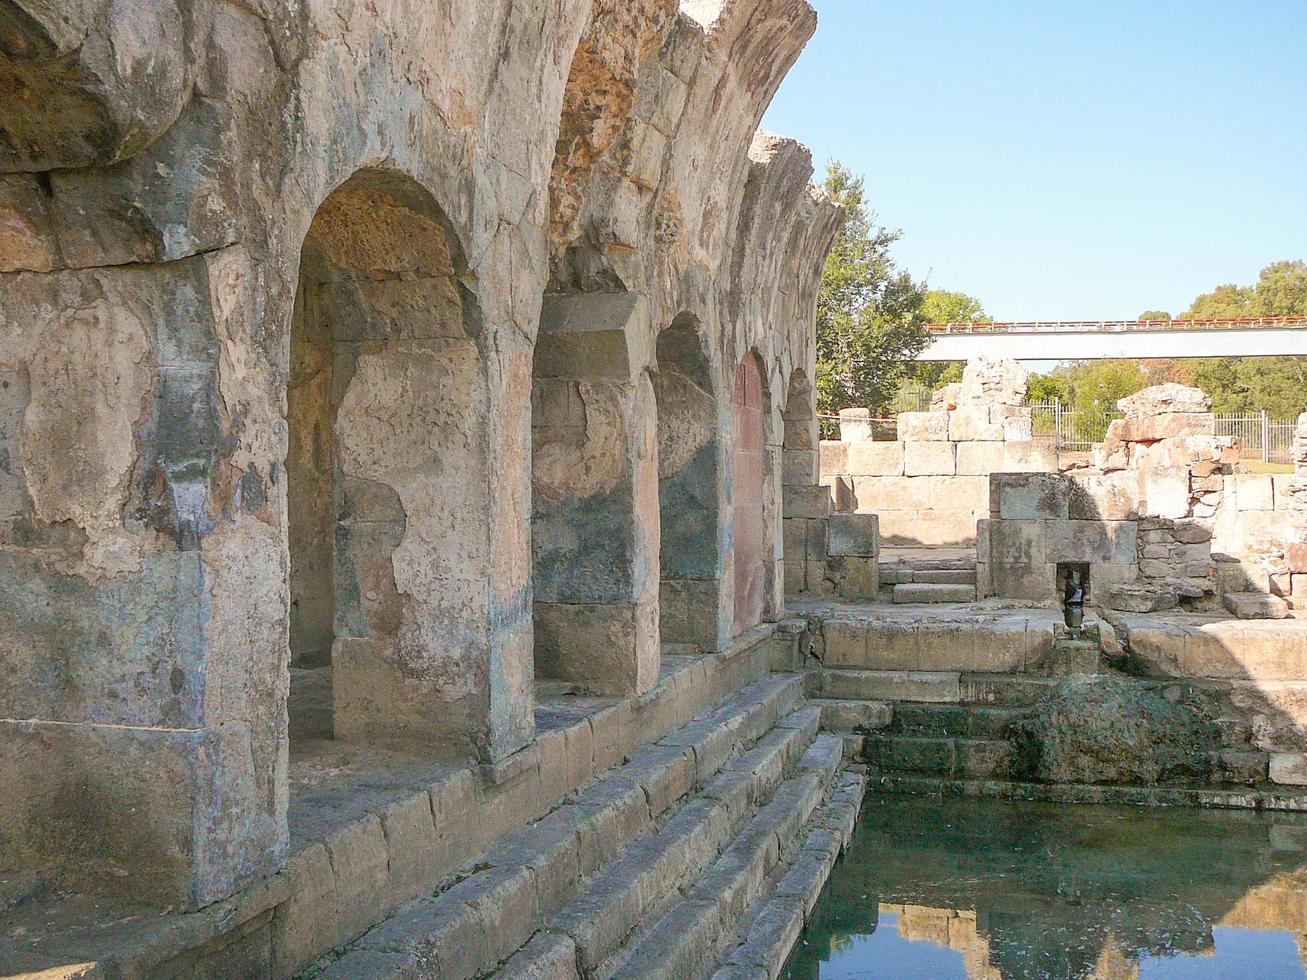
left=783, top=794, right=1307, bottom=980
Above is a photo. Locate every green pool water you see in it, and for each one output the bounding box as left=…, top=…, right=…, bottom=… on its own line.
left=783, top=792, right=1307, bottom=979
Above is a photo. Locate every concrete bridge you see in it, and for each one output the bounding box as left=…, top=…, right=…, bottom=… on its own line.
left=918, top=317, right=1307, bottom=361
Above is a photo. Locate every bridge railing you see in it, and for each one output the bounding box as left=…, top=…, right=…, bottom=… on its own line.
left=927, top=316, right=1307, bottom=334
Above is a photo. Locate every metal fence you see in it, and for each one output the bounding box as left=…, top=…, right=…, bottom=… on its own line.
left=1215, top=412, right=1297, bottom=464
left=824, top=400, right=1298, bottom=462
left=1028, top=401, right=1113, bottom=453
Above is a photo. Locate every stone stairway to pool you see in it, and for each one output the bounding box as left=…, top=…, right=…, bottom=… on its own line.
left=796, top=597, right=1307, bottom=807
left=302, top=673, right=866, bottom=979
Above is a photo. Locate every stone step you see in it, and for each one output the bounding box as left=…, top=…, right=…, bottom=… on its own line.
left=958, top=672, right=1063, bottom=706
left=309, top=673, right=806, bottom=979
left=890, top=703, right=1036, bottom=739
left=822, top=617, right=1051, bottom=674
left=912, top=569, right=977, bottom=586
left=599, top=735, right=847, bottom=979
left=893, top=583, right=977, bottom=604
left=815, top=698, right=893, bottom=733
left=866, top=734, right=1016, bottom=780
left=711, top=768, right=867, bottom=979
left=816, top=669, right=962, bottom=703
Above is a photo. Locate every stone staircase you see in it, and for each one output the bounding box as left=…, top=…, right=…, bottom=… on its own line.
left=804, top=603, right=1298, bottom=797
left=880, top=551, right=978, bottom=604
left=302, top=673, right=865, bottom=979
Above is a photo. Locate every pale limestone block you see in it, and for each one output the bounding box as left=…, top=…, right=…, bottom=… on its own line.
left=875, top=510, right=926, bottom=545
left=1140, top=466, right=1191, bottom=519
left=838, top=408, right=873, bottom=442
left=1270, top=753, right=1307, bottom=786
left=806, top=518, right=828, bottom=560
left=852, top=475, right=916, bottom=511
left=898, top=411, right=950, bottom=441
left=948, top=405, right=1002, bottom=442
left=1116, top=412, right=1215, bottom=442
left=1223, top=592, right=1290, bottom=620
left=846, top=439, right=904, bottom=476
left=818, top=440, right=848, bottom=477
left=783, top=559, right=807, bottom=594
left=1002, top=440, right=1058, bottom=473
left=821, top=474, right=854, bottom=512
left=1273, top=475, right=1294, bottom=511
left=858, top=621, right=921, bottom=670
left=783, top=485, right=832, bottom=519
left=915, top=620, right=1026, bottom=672
left=1118, top=383, right=1211, bottom=417
left=989, top=561, right=1056, bottom=600
left=904, top=440, right=956, bottom=476
left=822, top=621, right=868, bottom=667
left=1044, top=520, right=1117, bottom=564
left=782, top=518, right=807, bottom=560
left=913, top=509, right=980, bottom=547
left=956, top=441, right=1005, bottom=476
left=806, top=560, right=833, bottom=594
left=1234, top=473, right=1275, bottom=512
left=927, top=475, right=989, bottom=512
left=958, top=357, right=1028, bottom=406
left=988, top=519, right=1045, bottom=564
left=1068, top=471, right=1139, bottom=521
left=1001, top=412, right=1033, bottom=442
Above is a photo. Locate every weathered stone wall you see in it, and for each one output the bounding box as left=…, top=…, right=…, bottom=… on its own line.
left=820, top=358, right=1056, bottom=547
left=979, top=384, right=1265, bottom=607
left=0, top=0, right=840, bottom=910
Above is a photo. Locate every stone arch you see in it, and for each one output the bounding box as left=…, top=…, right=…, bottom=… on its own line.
left=287, top=167, right=491, bottom=758
left=653, top=313, right=724, bottom=650
left=731, top=350, right=771, bottom=633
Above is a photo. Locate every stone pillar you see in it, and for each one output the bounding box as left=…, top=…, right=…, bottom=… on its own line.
left=0, top=251, right=287, bottom=910
left=532, top=293, right=660, bottom=697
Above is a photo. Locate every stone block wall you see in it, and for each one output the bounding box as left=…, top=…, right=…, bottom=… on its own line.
left=820, top=358, right=1056, bottom=547
left=979, top=384, right=1281, bottom=607
left=0, top=0, right=843, bottom=913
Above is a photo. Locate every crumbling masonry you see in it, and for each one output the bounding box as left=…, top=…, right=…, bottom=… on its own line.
left=0, top=1, right=853, bottom=973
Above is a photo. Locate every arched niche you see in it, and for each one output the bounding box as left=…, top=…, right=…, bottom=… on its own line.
left=287, top=168, right=494, bottom=760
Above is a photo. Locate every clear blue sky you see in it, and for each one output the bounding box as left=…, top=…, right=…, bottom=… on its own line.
left=761, top=0, right=1307, bottom=322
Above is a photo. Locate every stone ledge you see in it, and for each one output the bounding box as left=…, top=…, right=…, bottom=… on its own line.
left=0, top=624, right=794, bottom=977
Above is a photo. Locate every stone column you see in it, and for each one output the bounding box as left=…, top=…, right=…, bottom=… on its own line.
left=532, top=293, right=660, bottom=696
left=0, top=251, right=287, bottom=910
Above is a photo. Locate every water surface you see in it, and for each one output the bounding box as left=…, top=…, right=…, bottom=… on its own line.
left=784, top=793, right=1307, bottom=979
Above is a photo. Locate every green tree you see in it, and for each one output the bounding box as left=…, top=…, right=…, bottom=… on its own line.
left=1027, top=372, right=1069, bottom=404
left=898, top=291, right=989, bottom=392
left=920, top=289, right=992, bottom=325
left=815, top=161, right=928, bottom=415
left=1138, top=310, right=1171, bottom=321
left=1128, top=261, right=1307, bottom=418
left=1038, top=360, right=1148, bottom=421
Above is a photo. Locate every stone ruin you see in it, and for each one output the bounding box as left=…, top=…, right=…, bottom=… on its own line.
left=820, top=357, right=1056, bottom=549
left=821, top=363, right=1305, bottom=615
left=3, top=4, right=1306, bottom=975
left=0, top=2, right=870, bottom=974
